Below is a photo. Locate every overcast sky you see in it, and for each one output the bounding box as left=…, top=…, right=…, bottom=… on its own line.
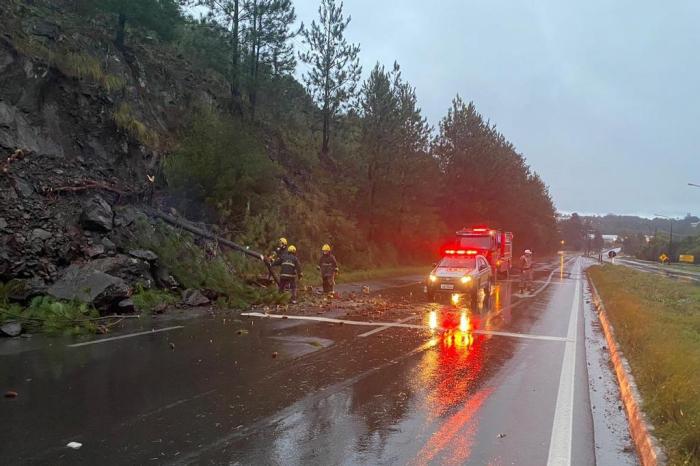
left=289, top=0, right=700, bottom=218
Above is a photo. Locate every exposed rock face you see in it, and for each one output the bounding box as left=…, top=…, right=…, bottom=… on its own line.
left=0, top=0, right=228, bottom=284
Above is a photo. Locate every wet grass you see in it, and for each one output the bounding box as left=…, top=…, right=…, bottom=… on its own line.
left=0, top=296, right=100, bottom=336
left=301, top=265, right=429, bottom=286
left=131, top=286, right=178, bottom=313
left=589, top=265, right=700, bottom=465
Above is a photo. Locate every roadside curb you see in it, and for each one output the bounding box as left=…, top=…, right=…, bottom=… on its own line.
left=586, top=272, right=667, bottom=466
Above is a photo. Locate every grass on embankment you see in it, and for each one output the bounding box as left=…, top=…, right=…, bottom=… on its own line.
left=588, top=265, right=700, bottom=465
left=300, top=265, right=429, bottom=287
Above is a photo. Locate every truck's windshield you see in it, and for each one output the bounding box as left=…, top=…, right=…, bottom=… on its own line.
left=438, top=257, right=476, bottom=268
left=458, top=236, right=492, bottom=249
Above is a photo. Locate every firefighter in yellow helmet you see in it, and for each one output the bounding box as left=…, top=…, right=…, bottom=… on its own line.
left=273, top=244, right=302, bottom=303
left=266, top=237, right=289, bottom=282
left=318, top=244, right=339, bottom=294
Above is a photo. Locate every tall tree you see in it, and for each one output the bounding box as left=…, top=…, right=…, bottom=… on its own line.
left=85, top=0, right=182, bottom=48
left=190, top=0, right=245, bottom=106
left=242, top=0, right=297, bottom=117
left=299, top=0, right=361, bottom=158
left=434, top=96, right=558, bottom=252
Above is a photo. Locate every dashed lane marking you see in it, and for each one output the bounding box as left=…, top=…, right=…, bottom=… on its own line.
left=67, top=326, right=185, bottom=347
left=241, top=312, right=570, bottom=342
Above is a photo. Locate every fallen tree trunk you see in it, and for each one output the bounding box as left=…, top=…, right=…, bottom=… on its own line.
left=148, top=209, right=280, bottom=286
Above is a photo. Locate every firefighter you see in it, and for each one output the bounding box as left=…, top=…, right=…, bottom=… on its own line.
left=318, top=244, right=339, bottom=295
left=270, top=237, right=288, bottom=262
left=274, top=244, right=302, bottom=304
left=267, top=237, right=288, bottom=281
left=519, top=249, right=534, bottom=293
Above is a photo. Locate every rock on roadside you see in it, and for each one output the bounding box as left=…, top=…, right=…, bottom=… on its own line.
left=47, top=265, right=130, bottom=310
left=182, top=289, right=210, bottom=306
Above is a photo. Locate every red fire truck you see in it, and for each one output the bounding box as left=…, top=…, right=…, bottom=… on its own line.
left=454, top=226, right=513, bottom=279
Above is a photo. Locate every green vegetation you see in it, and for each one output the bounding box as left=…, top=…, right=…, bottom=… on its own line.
left=1, top=295, right=100, bottom=336
left=589, top=265, right=700, bottom=465
left=12, top=37, right=125, bottom=91
left=131, top=286, right=178, bottom=313
left=132, top=220, right=287, bottom=308
left=113, top=103, right=159, bottom=148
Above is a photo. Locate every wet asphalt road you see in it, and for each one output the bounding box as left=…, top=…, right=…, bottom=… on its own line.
left=1, top=255, right=638, bottom=465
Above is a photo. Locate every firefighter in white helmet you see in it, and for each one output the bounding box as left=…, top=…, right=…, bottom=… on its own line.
left=519, top=249, right=533, bottom=294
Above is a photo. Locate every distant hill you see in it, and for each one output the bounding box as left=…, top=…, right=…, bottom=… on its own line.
left=576, top=214, right=699, bottom=237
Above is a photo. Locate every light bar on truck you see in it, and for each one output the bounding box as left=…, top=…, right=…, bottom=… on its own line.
left=444, top=249, right=478, bottom=255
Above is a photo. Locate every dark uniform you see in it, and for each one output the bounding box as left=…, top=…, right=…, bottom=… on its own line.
left=319, top=253, right=339, bottom=293
left=274, top=251, right=302, bottom=302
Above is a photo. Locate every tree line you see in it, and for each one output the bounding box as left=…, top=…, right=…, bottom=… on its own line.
left=74, top=0, right=559, bottom=265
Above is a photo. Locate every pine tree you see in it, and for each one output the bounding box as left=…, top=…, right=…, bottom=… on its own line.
left=299, top=0, right=361, bottom=158
left=85, top=0, right=182, bottom=48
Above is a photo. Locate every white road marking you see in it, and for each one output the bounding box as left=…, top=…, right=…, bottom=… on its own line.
left=546, top=258, right=581, bottom=466
left=358, top=315, right=419, bottom=337
left=67, top=326, right=184, bottom=347
left=242, top=312, right=570, bottom=342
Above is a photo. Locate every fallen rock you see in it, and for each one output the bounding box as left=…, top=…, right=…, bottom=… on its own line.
left=117, top=298, right=135, bottom=312
left=85, top=255, right=153, bottom=288
left=31, top=228, right=52, bottom=241
left=84, top=244, right=106, bottom=258
left=0, top=321, right=22, bottom=337
left=0, top=217, right=8, bottom=230
left=182, top=289, right=210, bottom=306
left=80, top=195, right=113, bottom=231
left=9, top=277, right=46, bottom=302
left=101, top=237, right=117, bottom=252
left=48, top=265, right=130, bottom=310
left=129, top=249, right=158, bottom=262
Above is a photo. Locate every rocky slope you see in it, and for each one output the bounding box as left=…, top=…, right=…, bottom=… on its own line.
left=0, top=0, right=232, bottom=310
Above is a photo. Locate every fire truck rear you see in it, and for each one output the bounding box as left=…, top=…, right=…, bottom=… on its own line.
left=455, top=227, right=513, bottom=279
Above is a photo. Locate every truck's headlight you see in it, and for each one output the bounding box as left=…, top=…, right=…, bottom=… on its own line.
left=429, top=274, right=437, bottom=282
left=461, top=276, right=472, bottom=284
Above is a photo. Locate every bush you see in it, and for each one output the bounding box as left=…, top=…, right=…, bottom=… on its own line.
left=131, top=286, right=177, bottom=313
left=164, top=109, right=281, bottom=224
left=113, top=102, right=159, bottom=147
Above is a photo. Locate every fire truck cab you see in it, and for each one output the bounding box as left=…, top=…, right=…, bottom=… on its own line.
left=455, top=227, right=513, bottom=279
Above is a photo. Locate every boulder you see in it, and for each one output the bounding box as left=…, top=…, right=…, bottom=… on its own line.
left=48, top=265, right=130, bottom=310
left=80, top=195, right=113, bottom=231
left=84, top=244, right=106, bottom=258
left=9, top=276, right=47, bottom=302
left=0, top=218, right=8, bottom=230
left=129, top=249, right=158, bottom=262
left=0, top=321, right=22, bottom=337
left=182, top=289, right=210, bottom=306
left=85, top=254, right=153, bottom=288
left=101, top=237, right=117, bottom=253
left=31, top=228, right=52, bottom=241
left=117, top=298, right=135, bottom=313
